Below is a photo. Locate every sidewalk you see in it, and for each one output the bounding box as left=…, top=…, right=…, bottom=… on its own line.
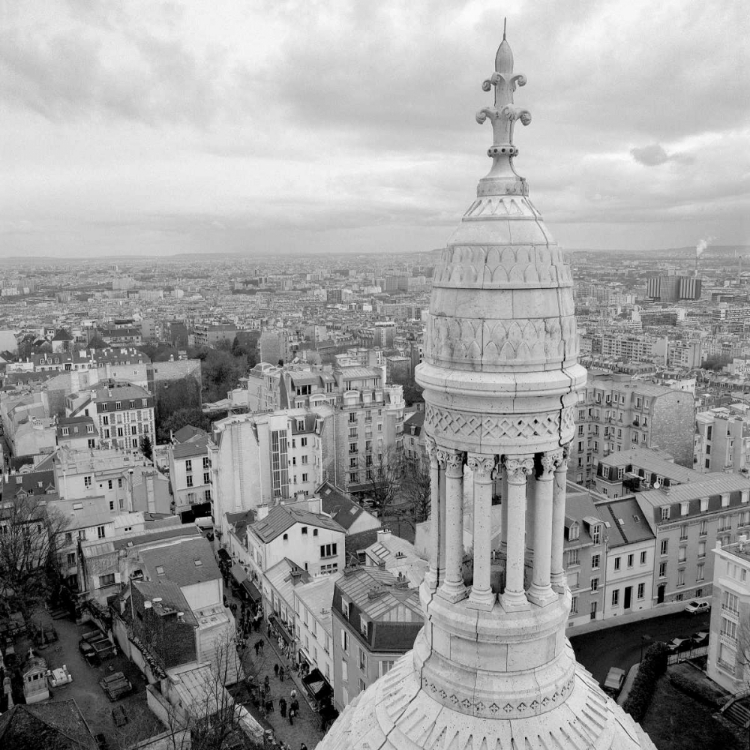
left=566, top=602, right=685, bottom=638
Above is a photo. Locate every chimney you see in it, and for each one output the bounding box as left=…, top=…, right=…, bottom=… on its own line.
left=177, top=612, right=185, bottom=623
left=144, top=601, right=152, bottom=609
left=377, top=529, right=391, bottom=543
left=256, top=505, right=270, bottom=520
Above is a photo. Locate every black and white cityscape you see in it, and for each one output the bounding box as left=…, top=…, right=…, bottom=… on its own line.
left=0, top=2, right=748, bottom=750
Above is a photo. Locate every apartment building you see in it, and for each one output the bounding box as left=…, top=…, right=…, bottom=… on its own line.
left=66, top=381, right=155, bottom=452
left=331, top=566, right=422, bottom=711
left=193, top=322, right=237, bottom=348
left=706, top=539, right=750, bottom=693
left=592, top=447, right=703, bottom=498
left=294, top=573, right=339, bottom=687
left=568, top=372, right=695, bottom=487
left=56, top=416, right=98, bottom=451
left=564, top=485, right=609, bottom=627
left=168, top=433, right=212, bottom=514
left=695, top=406, right=750, bottom=473
left=243, top=505, right=346, bottom=581
left=210, top=409, right=326, bottom=538
left=634, top=474, right=750, bottom=606
left=596, top=497, right=655, bottom=619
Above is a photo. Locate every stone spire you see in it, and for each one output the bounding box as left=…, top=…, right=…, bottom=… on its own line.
left=317, top=29, right=656, bottom=750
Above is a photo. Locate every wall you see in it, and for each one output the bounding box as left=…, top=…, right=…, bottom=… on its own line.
left=651, top=392, right=695, bottom=468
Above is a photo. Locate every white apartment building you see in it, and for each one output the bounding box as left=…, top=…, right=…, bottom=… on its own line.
left=210, top=408, right=325, bottom=539
left=294, top=574, right=339, bottom=686
left=168, top=434, right=212, bottom=514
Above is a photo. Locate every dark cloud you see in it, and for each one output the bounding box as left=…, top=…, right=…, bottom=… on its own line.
left=630, top=143, right=696, bottom=167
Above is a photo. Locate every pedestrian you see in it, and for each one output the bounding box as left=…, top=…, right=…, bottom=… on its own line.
left=288, top=704, right=295, bottom=725
left=254, top=640, right=261, bottom=656
left=300, top=744, right=308, bottom=750
left=265, top=697, right=274, bottom=713
left=290, top=687, right=297, bottom=701
left=264, top=675, right=270, bottom=692
left=279, top=666, right=285, bottom=682
left=291, top=698, right=299, bottom=717
left=279, top=697, right=287, bottom=718
left=274, top=663, right=279, bottom=677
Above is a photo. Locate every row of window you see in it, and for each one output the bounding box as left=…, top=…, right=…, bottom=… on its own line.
left=660, top=492, right=748, bottom=520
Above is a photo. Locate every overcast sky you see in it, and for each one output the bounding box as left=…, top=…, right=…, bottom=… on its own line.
left=1, top=0, right=748, bottom=258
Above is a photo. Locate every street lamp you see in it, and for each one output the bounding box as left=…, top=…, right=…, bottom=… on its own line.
left=640, top=634, right=652, bottom=663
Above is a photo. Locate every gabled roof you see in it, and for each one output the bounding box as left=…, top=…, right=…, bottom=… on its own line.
left=336, top=566, right=421, bottom=620
left=173, top=425, right=209, bottom=444
left=595, top=497, right=655, bottom=548
left=317, top=481, right=365, bottom=530
left=635, top=472, right=750, bottom=507
left=0, top=701, right=98, bottom=750
left=250, top=505, right=345, bottom=543
left=172, top=434, right=209, bottom=458
left=132, top=580, right=197, bottom=625
left=140, top=537, right=221, bottom=587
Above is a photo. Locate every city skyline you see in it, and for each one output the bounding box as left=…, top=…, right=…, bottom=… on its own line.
left=1, top=0, right=748, bottom=258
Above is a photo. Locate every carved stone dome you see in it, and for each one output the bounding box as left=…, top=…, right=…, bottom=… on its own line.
left=317, top=27, right=656, bottom=750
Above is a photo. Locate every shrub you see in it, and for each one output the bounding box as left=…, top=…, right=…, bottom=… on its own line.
left=623, top=642, right=669, bottom=722
left=668, top=671, right=724, bottom=708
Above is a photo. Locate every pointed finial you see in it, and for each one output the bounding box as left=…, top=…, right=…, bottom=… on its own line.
left=475, top=28, right=532, bottom=195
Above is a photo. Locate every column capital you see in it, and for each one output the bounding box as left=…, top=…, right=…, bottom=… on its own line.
left=467, top=453, right=497, bottom=481
left=503, top=455, right=534, bottom=484
left=426, top=437, right=440, bottom=468
left=540, top=448, right=566, bottom=478
left=442, top=448, right=465, bottom=478
left=554, top=445, right=570, bottom=473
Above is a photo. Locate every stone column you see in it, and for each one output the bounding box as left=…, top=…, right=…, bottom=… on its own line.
left=439, top=449, right=466, bottom=602
left=499, top=469, right=508, bottom=554
left=467, top=453, right=496, bottom=611
left=500, top=455, right=534, bottom=612
left=527, top=449, right=564, bottom=607
left=550, top=448, right=569, bottom=593
left=425, top=438, right=441, bottom=591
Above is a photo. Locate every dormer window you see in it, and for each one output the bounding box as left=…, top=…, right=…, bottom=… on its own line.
left=341, top=599, right=350, bottom=619
left=591, top=524, right=601, bottom=545
left=360, top=617, right=369, bottom=637
left=722, top=493, right=730, bottom=508
left=568, top=522, right=579, bottom=541
left=62, top=427, right=69, bottom=436
left=681, top=502, right=690, bottom=516
left=661, top=507, right=670, bottom=521
left=700, top=497, right=709, bottom=512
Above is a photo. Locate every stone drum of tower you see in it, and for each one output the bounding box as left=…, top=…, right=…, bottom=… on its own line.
left=317, top=28, right=656, bottom=750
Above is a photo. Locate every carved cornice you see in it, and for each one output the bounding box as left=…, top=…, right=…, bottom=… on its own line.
left=425, top=403, right=576, bottom=445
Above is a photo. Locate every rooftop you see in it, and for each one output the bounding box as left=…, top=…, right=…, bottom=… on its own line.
left=250, top=504, right=345, bottom=543
left=140, top=537, right=221, bottom=587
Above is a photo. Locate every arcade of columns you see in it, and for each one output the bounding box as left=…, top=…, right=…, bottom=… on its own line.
left=424, top=442, right=569, bottom=612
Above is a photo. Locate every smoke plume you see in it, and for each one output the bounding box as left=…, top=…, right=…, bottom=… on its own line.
left=696, top=239, right=708, bottom=257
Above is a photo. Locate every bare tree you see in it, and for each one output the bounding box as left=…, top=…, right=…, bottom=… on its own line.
left=360, top=446, right=404, bottom=518
left=0, top=493, right=69, bottom=619
left=400, top=456, right=431, bottom=523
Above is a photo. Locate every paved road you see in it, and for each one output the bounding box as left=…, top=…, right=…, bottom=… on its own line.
left=570, top=609, right=711, bottom=685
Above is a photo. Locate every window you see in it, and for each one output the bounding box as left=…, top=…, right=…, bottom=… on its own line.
left=567, top=549, right=580, bottom=566
left=62, top=427, right=69, bottom=436
left=660, top=507, right=670, bottom=521
left=204, top=472, right=210, bottom=484
left=379, top=660, right=394, bottom=677
left=340, top=629, right=349, bottom=653
left=84, top=475, right=92, bottom=488
left=659, top=562, right=667, bottom=578
left=185, top=459, right=192, bottom=472
left=103, top=416, right=109, bottom=425
left=341, top=659, right=348, bottom=683
left=721, top=617, right=738, bottom=641
left=591, top=525, right=601, bottom=544
left=700, top=498, right=709, bottom=513
left=99, top=573, right=115, bottom=587
left=97, top=525, right=106, bottom=539
left=627, top=554, right=634, bottom=568
left=640, top=550, right=647, bottom=565
left=359, top=678, right=366, bottom=694
left=660, top=539, right=668, bottom=556
left=568, top=523, right=579, bottom=541
left=302, top=473, right=308, bottom=482
left=591, top=554, right=600, bottom=570
left=67, top=552, right=76, bottom=566
left=88, top=439, right=95, bottom=448
left=699, top=520, right=708, bottom=536
left=359, top=647, right=367, bottom=671
left=614, top=557, right=621, bottom=571
left=301, top=526, right=308, bottom=535
left=590, top=577, right=599, bottom=592
left=612, top=590, right=620, bottom=607
left=697, top=563, right=705, bottom=582
left=341, top=600, right=350, bottom=619
left=678, top=546, right=687, bottom=562
left=681, top=502, right=689, bottom=516
left=301, top=437, right=308, bottom=447
left=186, top=475, right=193, bottom=488
left=118, top=478, right=123, bottom=488
left=677, top=569, right=685, bottom=587
left=349, top=473, right=358, bottom=483
left=321, top=543, right=337, bottom=558
left=637, top=583, right=645, bottom=599
left=570, top=595, right=578, bottom=614
left=115, top=401, right=121, bottom=409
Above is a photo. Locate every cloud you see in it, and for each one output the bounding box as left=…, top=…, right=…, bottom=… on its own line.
left=630, top=143, right=696, bottom=167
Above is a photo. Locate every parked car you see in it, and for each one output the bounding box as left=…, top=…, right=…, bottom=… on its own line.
left=602, top=667, right=626, bottom=697
left=691, top=631, right=709, bottom=647
left=100, top=672, right=133, bottom=701
left=685, top=600, right=711, bottom=615
left=80, top=630, right=116, bottom=659
left=666, top=637, right=692, bottom=653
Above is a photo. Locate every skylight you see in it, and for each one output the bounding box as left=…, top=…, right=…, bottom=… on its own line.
left=156, top=565, right=165, bottom=575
